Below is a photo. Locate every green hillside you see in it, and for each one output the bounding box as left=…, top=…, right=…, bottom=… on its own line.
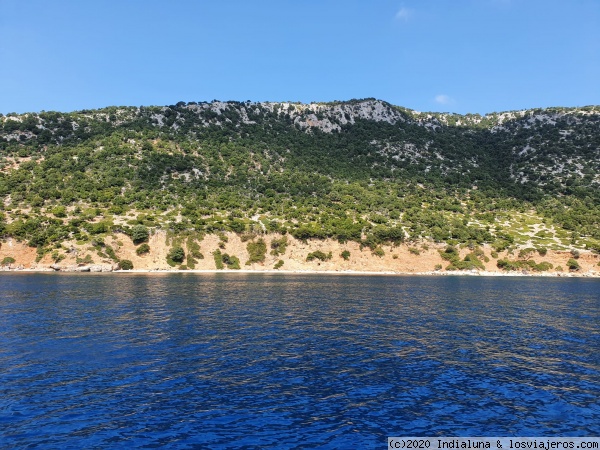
left=1, top=99, right=599, bottom=259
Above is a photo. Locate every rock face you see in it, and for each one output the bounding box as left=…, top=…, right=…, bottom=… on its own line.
left=89, top=264, right=114, bottom=272
left=45, top=264, right=115, bottom=272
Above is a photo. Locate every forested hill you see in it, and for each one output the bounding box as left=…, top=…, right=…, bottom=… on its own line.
left=1, top=99, right=599, bottom=260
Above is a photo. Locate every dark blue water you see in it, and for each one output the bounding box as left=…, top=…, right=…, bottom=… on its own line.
left=0, top=273, right=599, bottom=448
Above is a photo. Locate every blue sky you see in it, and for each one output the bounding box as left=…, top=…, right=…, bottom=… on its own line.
left=1, top=0, right=598, bottom=115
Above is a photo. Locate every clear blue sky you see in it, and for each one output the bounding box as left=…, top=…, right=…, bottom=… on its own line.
left=1, top=0, right=598, bottom=115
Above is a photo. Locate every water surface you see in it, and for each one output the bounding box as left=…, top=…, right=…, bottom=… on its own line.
left=1, top=273, right=599, bottom=448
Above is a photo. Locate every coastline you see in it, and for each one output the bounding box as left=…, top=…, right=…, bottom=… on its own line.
left=2, top=232, right=599, bottom=278
left=3, top=266, right=599, bottom=278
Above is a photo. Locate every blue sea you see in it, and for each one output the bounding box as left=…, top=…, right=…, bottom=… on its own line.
left=1, top=273, right=599, bottom=448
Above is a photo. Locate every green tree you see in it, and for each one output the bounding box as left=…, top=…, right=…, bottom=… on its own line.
left=136, top=243, right=150, bottom=255
left=119, top=259, right=134, bottom=270
left=167, top=246, right=185, bottom=263
left=131, top=225, right=149, bottom=244
left=247, top=238, right=267, bottom=264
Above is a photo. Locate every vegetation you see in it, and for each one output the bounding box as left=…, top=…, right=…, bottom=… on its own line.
left=131, top=225, right=149, bottom=244
left=246, top=239, right=267, bottom=264
left=211, top=249, right=240, bottom=269
left=213, top=249, right=224, bottom=269
left=270, top=236, right=288, bottom=256
left=167, top=246, right=185, bottom=266
left=136, top=243, right=150, bottom=255
left=371, top=246, right=385, bottom=258
left=306, top=250, right=332, bottom=262
left=439, top=246, right=486, bottom=271
left=2, top=256, right=15, bottom=265
left=119, top=259, right=133, bottom=270
left=222, top=253, right=241, bottom=269
left=497, top=259, right=553, bottom=272
left=0, top=99, right=598, bottom=264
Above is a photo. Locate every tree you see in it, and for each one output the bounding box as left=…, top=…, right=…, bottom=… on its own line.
left=2, top=256, right=16, bottom=266
left=566, top=258, right=580, bottom=271
left=136, top=243, right=150, bottom=255
left=167, top=246, right=185, bottom=263
left=119, top=260, right=134, bottom=270
left=246, top=238, right=267, bottom=264
left=131, top=225, right=149, bottom=244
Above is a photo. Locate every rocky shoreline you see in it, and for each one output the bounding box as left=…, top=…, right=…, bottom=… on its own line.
left=2, top=265, right=599, bottom=278
left=2, top=232, right=599, bottom=278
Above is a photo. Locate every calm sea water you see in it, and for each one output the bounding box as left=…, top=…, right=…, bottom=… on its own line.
left=0, top=273, right=599, bottom=448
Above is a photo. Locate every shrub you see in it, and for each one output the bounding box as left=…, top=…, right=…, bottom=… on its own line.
left=372, top=246, right=385, bottom=258
left=247, top=238, right=267, bottom=264
left=537, top=247, right=548, bottom=256
left=340, top=250, right=351, bottom=261
left=306, top=250, right=332, bottom=262
left=213, top=249, right=224, bottom=269
left=76, top=254, right=94, bottom=264
left=105, top=245, right=119, bottom=262
left=440, top=246, right=459, bottom=261
left=518, top=248, right=536, bottom=260
left=228, top=219, right=246, bottom=233
left=2, top=256, right=15, bottom=265
left=89, top=220, right=110, bottom=235
left=434, top=264, right=442, bottom=271
left=270, top=236, right=288, bottom=256
left=136, top=243, right=150, bottom=255
left=498, top=259, right=555, bottom=272
left=131, top=225, right=149, bottom=244
left=492, top=239, right=511, bottom=253
left=274, top=260, right=284, bottom=269
left=91, top=237, right=105, bottom=247
left=240, top=232, right=257, bottom=242
left=167, top=246, right=185, bottom=264
left=567, top=258, right=580, bottom=271
left=51, top=205, right=67, bottom=218
left=222, top=253, right=241, bottom=269
left=446, top=254, right=485, bottom=271
left=570, top=249, right=580, bottom=259
left=536, top=261, right=553, bottom=271
left=187, top=238, right=203, bottom=259
left=186, top=253, right=197, bottom=269
left=444, top=252, right=485, bottom=271
left=119, top=259, right=133, bottom=270
left=408, top=247, right=420, bottom=255
left=51, top=250, right=64, bottom=263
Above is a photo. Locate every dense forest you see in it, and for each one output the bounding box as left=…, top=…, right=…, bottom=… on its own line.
left=0, top=98, right=599, bottom=267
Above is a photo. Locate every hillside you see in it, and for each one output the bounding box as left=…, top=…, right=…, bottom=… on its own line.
left=1, top=99, right=599, bottom=274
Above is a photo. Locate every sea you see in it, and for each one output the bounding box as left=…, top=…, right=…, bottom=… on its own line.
left=0, top=273, right=599, bottom=448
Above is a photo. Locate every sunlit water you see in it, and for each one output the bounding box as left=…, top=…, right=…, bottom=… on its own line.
left=1, top=273, right=599, bottom=448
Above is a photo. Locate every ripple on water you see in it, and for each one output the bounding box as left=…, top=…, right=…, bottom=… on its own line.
left=0, top=273, right=599, bottom=447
